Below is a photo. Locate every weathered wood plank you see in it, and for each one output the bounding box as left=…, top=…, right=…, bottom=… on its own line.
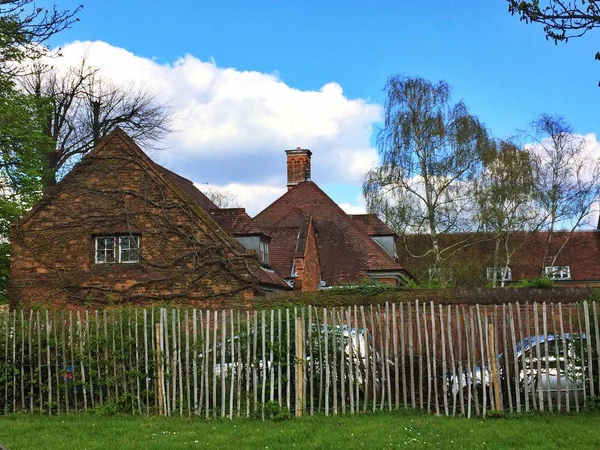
left=423, top=302, right=431, bottom=413
left=559, top=303, right=570, bottom=412
left=324, top=308, right=330, bottom=416
left=508, top=304, right=520, bottom=413
left=542, top=302, right=552, bottom=411
left=447, top=305, right=457, bottom=416
left=440, top=305, right=448, bottom=416
left=583, top=301, right=594, bottom=397
left=408, top=301, right=415, bottom=410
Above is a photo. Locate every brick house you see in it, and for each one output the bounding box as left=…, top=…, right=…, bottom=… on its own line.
left=8, top=130, right=410, bottom=308
left=8, top=129, right=289, bottom=309
left=254, top=148, right=412, bottom=290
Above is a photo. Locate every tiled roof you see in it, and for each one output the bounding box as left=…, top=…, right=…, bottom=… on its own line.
left=151, top=163, right=291, bottom=291
left=294, top=216, right=312, bottom=258
left=260, top=226, right=300, bottom=278
left=350, top=214, right=397, bottom=236
left=259, top=267, right=292, bottom=289
left=513, top=230, right=600, bottom=281
left=153, top=164, right=218, bottom=212
left=254, top=181, right=406, bottom=285
left=400, top=230, right=600, bottom=284
left=210, top=208, right=266, bottom=236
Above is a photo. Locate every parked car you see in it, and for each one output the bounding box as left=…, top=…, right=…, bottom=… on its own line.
left=451, top=333, right=587, bottom=406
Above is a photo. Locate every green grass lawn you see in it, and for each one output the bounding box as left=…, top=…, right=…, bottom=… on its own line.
left=1, top=411, right=599, bottom=450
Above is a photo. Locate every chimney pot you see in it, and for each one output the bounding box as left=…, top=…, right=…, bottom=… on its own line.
left=285, top=148, right=312, bottom=190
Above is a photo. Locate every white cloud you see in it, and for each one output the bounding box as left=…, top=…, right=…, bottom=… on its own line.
left=42, top=41, right=381, bottom=193
left=196, top=183, right=286, bottom=216
left=524, top=132, right=600, bottom=229
left=338, top=202, right=367, bottom=215
left=337, top=193, right=368, bottom=215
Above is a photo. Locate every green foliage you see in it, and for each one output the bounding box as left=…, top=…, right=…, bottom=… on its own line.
left=0, top=2, right=79, bottom=301
left=0, top=83, right=53, bottom=300
left=585, top=397, right=600, bottom=413
left=94, top=393, right=136, bottom=416
left=588, top=288, right=600, bottom=302
left=514, top=277, right=554, bottom=289
left=508, top=1, right=599, bottom=44
left=327, top=278, right=396, bottom=295
left=363, top=75, right=491, bottom=268
left=404, top=278, right=451, bottom=289
left=0, top=2, right=80, bottom=76
left=259, top=401, right=291, bottom=421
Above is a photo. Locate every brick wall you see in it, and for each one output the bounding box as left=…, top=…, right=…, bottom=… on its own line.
left=295, top=218, right=321, bottom=291
left=8, top=132, right=259, bottom=309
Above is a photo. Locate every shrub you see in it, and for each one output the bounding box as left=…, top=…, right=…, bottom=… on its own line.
left=514, top=277, right=554, bottom=289
left=585, top=396, right=600, bottom=412
left=260, top=401, right=291, bottom=421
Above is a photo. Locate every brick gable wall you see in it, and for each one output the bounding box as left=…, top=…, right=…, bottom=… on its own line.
left=8, top=131, right=259, bottom=309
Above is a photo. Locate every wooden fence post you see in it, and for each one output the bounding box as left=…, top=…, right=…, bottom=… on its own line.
left=155, top=322, right=164, bottom=416
left=296, top=315, right=304, bottom=417
left=487, top=320, right=502, bottom=412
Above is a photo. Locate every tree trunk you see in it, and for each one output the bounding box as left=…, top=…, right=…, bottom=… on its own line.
left=42, top=150, right=58, bottom=194
left=92, top=100, right=101, bottom=147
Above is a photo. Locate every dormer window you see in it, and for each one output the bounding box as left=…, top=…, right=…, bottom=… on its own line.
left=259, top=239, right=270, bottom=266
left=544, top=265, right=571, bottom=280
left=486, top=267, right=512, bottom=282
left=371, top=235, right=397, bottom=259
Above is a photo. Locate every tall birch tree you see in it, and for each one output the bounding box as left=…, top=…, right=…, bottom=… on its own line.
left=363, top=75, right=490, bottom=282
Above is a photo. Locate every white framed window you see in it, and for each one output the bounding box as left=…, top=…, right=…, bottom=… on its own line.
left=119, top=236, right=140, bottom=263
left=95, top=237, right=116, bottom=263
left=544, top=265, right=571, bottom=280
left=259, top=239, right=270, bottom=266
left=95, top=235, right=140, bottom=264
left=486, top=267, right=512, bottom=282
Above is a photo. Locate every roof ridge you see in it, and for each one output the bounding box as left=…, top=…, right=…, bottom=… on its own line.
left=254, top=180, right=405, bottom=277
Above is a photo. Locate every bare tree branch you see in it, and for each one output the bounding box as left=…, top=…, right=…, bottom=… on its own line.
left=18, top=54, right=172, bottom=191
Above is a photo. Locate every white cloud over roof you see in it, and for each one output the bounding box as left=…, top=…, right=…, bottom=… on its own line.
left=43, top=41, right=380, bottom=214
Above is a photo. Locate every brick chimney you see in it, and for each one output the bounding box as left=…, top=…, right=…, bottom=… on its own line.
left=285, top=147, right=312, bottom=190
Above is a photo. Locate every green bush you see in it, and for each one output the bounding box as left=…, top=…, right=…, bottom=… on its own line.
left=260, top=401, right=291, bottom=421
left=514, top=277, right=554, bottom=289
left=94, top=392, right=135, bottom=416
left=585, top=397, right=600, bottom=412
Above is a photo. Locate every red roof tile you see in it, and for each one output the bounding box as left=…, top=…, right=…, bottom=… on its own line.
left=255, top=181, right=406, bottom=285
left=259, top=267, right=292, bottom=290
left=260, top=226, right=300, bottom=279
left=211, top=208, right=266, bottom=236
left=512, top=230, right=600, bottom=281
left=350, top=214, right=397, bottom=236
left=153, top=164, right=218, bottom=212
left=401, top=230, right=600, bottom=285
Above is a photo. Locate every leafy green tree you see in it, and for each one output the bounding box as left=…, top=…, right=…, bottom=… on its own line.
left=0, top=80, right=53, bottom=299
left=527, top=113, right=600, bottom=270
left=474, top=140, right=539, bottom=286
left=363, top=75, right=491, bottom=282
left=0, top=1, right=81, bottom=75
left=0, top=0, right=80, bottom=299
left=508, top=0, right=599, bottom=42
left=508, top=0, right=600, bottom=83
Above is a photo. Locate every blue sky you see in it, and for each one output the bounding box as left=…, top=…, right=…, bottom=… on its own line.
left=38, top=0, right=600, bottom=214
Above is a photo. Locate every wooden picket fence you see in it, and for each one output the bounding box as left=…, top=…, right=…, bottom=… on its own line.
left=0, top=301, right=599, bottom=418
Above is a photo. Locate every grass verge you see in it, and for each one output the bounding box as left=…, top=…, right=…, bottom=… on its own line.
left=1, top=410, right=600, bottom=449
